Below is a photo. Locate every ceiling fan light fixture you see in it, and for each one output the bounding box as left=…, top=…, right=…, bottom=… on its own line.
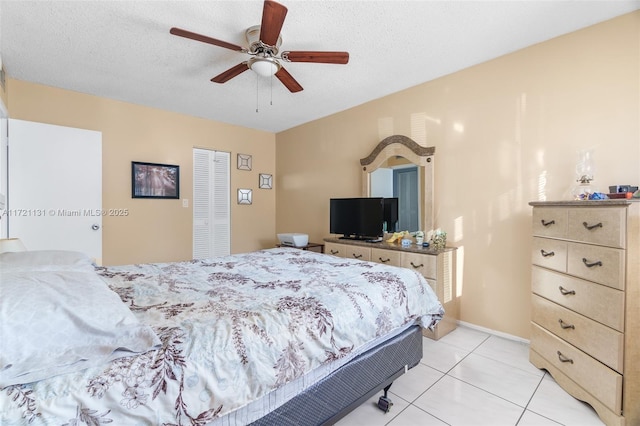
left=249, top=57, right=280, bottom=77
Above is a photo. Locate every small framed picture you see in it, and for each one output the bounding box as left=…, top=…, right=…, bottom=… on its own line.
left=237, top=189, right=252, bottom=205
left=237, top=153, right=252, bottom=171
left=132, top=161, right=179, bottom=199
left=259, top=173, right=273, bottom=189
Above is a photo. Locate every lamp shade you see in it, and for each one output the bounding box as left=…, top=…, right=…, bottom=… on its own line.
left=0, top=238, right=27, bottom=253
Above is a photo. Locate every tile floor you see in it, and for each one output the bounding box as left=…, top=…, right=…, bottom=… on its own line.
left=337, top=325, right=605, bottom=426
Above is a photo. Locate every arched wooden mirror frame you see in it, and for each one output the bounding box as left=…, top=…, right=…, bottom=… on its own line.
left=360, top=135, right=435, bottom=233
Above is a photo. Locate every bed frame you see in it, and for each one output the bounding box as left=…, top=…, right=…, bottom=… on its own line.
left=252, top=324, right=423, bottom=425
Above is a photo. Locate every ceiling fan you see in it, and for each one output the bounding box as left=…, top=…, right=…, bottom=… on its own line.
left=170, top=0, right=349, bottom=93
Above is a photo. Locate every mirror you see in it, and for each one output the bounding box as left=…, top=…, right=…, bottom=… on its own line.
left=360, top=135, right=435, bottom=234
left=370, top=159, right=420, bottom=232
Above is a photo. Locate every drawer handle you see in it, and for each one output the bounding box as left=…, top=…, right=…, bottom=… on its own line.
left=557, top=351, right=574, bottom=364
left=378, top=257, right=391, bottom=263
left=410, top=261, right=424, bottom=269
left=541, top=219, right=555, bottom=227
left=582, top=257, right=602, bottom=268
left=330, top=250, right=339, bottom=255
left=540, top=249, right=555, bottom=257
left=582, top=221, right=603, bottom=231
left=352, top=254, right=363, bottom=259
left=558, top=319, right=575, bottom=330
left=559, top=286, right=576, bottom=296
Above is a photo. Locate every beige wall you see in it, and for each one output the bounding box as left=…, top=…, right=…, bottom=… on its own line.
left=7, top=80, right=276, bottom=265
left=276, top=12, right=640, bottom=339
left=0, top=76, right=7, bottom=110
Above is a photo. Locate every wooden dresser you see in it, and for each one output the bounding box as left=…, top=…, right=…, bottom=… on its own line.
left=323, top=237, right=457, bottom=340
left=529, top=200, right=639, bottom=426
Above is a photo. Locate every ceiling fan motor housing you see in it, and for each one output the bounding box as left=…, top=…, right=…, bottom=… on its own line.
left=246, top=25, right=282, bottom=56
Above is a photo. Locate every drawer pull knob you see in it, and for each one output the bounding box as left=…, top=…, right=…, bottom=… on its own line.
left=410, top=262, right=424, bottom=269
left=379, top=257, right=391, bottom=263
left=353, top=254, right=363, bottom=259
left=541, top=219, right=555, bottom=227
left=540, top=249, right=555, bottom=257
left=582, top=258, right=602, bottom=268
left=559, top=286, right=576, bottom=296
left=557, top=351, right=574, bottom=364
left=558, top=319, right=575, bottom=330
left=330, top=250, right=339, bottom=255
left=582, top=221, right=603, bottom=231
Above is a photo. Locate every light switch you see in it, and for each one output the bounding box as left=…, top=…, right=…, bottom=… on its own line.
left=182, top=199, right=189, bottom=208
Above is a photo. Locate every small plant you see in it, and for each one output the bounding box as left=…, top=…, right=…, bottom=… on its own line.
left=431, top=229, right=447, bottom=250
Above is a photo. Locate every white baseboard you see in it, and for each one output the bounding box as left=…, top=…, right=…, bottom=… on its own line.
left=457, top=320, right=530, bottom=345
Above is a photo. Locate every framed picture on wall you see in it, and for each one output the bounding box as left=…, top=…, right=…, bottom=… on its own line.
left=132, top=161, right=180, bottom=199
left=259, top=173, right=273, bottom=189
left=237, top=153, right=252, bottom=171
left=237, top=188, right=252, bottom=205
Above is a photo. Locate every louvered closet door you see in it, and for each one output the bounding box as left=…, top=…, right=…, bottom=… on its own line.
left=193, top=148, right=230, bottom=259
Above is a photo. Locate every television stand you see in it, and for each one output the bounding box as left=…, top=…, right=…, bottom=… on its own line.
left=323, top=237, right=457, bottom=341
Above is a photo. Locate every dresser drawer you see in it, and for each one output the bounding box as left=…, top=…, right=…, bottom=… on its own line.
left=401, top=252, right=437, bottom=279
left=532, top=208, right=568, bottom=238
left=567, top=242, right=625, bottom=290
left=531, top=266, right=624, bottom=332
left=567, top=207, right=626, bottom=248
left=325, top=242, right=345, bottom=257
left=531, top=295, right=623, bottom=373
left=344, top=246, right=371, bottom=261
left=531, top=237, right=567, bottom=273
left=530, top=323, right=622, bottom=414
left=371, top=248, right=402, bottom=266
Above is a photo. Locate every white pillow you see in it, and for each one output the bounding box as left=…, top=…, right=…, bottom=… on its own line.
left=0, top=250, right=96, bottom=273
left=0, top=270, right=161, bottom=387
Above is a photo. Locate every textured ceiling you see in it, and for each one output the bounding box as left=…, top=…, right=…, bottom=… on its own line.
left=1, top=1, right=638, bottom=133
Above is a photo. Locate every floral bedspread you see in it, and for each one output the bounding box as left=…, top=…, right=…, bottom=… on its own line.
left=1, top=248, right=443, bottom=425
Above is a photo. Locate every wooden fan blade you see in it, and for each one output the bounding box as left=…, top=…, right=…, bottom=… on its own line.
left=170, top=27, right=245, bottom=52
left=275, top=67, right=303, bottom=93
left=283, top=51, right=349, bottom=64
left=259, top=0, right=288, bottom=46
left=211, top=63, right=250, bottom=83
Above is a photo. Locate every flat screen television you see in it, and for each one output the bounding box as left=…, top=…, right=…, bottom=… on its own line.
left=383, top=197, right=399, bottom=233
left=330, top=197, right=384, bottom=240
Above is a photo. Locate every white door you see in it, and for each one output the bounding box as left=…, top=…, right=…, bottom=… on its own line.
left=8, top=119, right=102, bottom=262
left=193, top=148, right=230, bottom=259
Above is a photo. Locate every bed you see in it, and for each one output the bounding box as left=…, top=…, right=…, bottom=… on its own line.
left=0, top=247, right=443, bottom=425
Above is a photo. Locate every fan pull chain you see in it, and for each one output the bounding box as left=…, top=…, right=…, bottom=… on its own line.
left=256, top=73, right=259, bottom=113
